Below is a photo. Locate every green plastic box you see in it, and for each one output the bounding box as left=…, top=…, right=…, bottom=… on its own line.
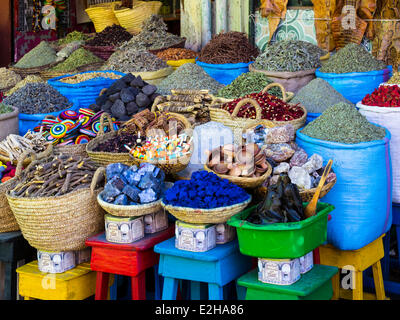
left=227, top=202, right=334, bottom=259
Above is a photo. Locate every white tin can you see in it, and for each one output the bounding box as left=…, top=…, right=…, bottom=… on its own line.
left=105, top=214, right=144, bottom=244
left=175, top=220, right=216, bottom=252
left=258, top=257, right=301, bottom=285
left=37, top=250, right=76, bottom=274
left=299, top=251, right=314, bottom=274
left=215, top=222, right=236, bottom=244
left=144, top=209, right=168, bottom=234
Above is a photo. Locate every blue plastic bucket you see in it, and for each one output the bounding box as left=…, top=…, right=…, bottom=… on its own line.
left=195, top=59, right=253, bottom=85
left=315, top=68, right=390, bottom=104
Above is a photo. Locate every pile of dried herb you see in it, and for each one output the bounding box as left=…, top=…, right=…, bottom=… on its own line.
left=301, top=102, right=386, bottom=143
left=58, top=31, right=92, bottom=46
left=104, top=48, right=168, bottom=73
left=156, top=63, right=224, bottom=95
left=85, top=24, right=132, bottom=47
left=14, top=41, right=57, bottom=68
left=387, top=72, right=400, bottom=84
left=120, top=14, right=184, bottom=51
left=197, top=32, right=259, bottom=64
left=291, top=78, right=352, bottom=113
left=5, top=75, right=44, bottom=96
left=0, top=103, right=13, bottom=114
left=0, top=68, right=21, bottom=91
left=217, top=72, right=282, bottom=99
left=3, top=83, right=72, bottom=114
left=319, top=43, right=386, bottom=74
left=49, top=48, right=103, bottom=72
left=253, top=40, right=326, bottom=72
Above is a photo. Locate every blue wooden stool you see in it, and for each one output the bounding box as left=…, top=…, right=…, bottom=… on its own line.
left=154, top=238, right=252, bottom=300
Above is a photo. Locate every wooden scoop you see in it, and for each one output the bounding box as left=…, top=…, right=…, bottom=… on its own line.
left=304, top=159, right=333, bottom=219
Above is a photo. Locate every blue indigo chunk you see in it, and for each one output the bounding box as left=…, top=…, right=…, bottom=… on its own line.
left=106, top=163, right=129, bottom=180
left=122, top=184, right=141, bottom=202
left=113, top=194, right=128, bottom=205
left=139, top=188, right=158, bottom=203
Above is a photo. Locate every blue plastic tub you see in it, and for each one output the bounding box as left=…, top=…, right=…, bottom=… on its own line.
left=48, top=70, right=126, bottom=108
left=18, top=104, right=79, bottom=136
left=315, top=67, right=390, bottom=104
left=306, top=112, right=320, bottom=124
left=196, top=59, right=253, bottom=85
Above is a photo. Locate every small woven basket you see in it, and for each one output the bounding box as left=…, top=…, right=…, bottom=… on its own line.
left=6, top=166, right=106, bottom=251
left=161, top=196, right=252, bottom=224
left=148, top=38, right=187, bottom=55
left=83, top=45, right=116, bottom=60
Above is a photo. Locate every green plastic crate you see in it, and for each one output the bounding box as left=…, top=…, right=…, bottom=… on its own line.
left=227, top=202, right=334, bottom=259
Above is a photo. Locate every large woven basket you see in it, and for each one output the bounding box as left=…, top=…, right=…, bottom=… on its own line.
left=85, top=2, right=121, bottom=33
left=83, top=45, right=116, bottom=60
left=6, top=167, right=106, bottom=251
left=54, top=143, right=88, bottom=158
left=161, top=196, right=252, bottom=224
left=9, top=61, right=61, bottom=78
left=40, top=61, right=105, bottom=81
left=204, top=161, right=272, bottom=189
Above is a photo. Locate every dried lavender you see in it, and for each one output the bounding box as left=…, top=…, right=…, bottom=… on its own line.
left=156, top=63, right=224, bottom=95
left=253, top=40, right=326, bottom=72
left=291, top=78, right=353, bottom=113
left=319, top=43, right=386, bottom=73
left=3, top=83, right=72, bottom=114
left=14, top=41, right=57, bottom=68
left=301, top=102, right=386, bottom=143
left=103, top=48, right=167, bottom=73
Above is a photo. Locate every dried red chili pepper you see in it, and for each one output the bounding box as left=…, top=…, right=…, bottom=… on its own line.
left=362, top=85, right=400, bottom=107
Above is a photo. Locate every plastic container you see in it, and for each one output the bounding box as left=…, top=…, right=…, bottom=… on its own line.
left=315, top=68, right=390, bottom=104
left=196, top=59, right=252, bottom=85
left=305, top=112, right=320, bottom=124
left=48, top=70, right=126, bottom=108
left=18, top=103, right=79, bottom=136
left=296, top=126, right=392, bottom=250
left=227, top=202, right=334, bottom=259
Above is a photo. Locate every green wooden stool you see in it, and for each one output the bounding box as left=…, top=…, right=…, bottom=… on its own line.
left=237, top=264, right=338, bottom=300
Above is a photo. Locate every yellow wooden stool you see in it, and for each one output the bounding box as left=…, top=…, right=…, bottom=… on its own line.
left=319, top=235, right=388, bottom=300
left=16, top=261, right=113, bottom=300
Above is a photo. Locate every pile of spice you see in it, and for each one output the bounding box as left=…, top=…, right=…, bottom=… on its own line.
left=361, top=85, right=400, bottom=107
left=0, top=161, right=17, bottom=184
left=164, top=170, right=250, bottom=209
left=221, top=92, right=304, bottom=122
left=198, top=31, right=259, bottom=64
left=93, top=131, right=140, bottom=153
left=387, top=72, right=400, bottom=84
left=217, top=72, right=282, bottom=99
left=3, top=83, right=72, bottom=114
left=85, top=24, right=132, bottom=47
left=156, top=48, right=197, bottom=61
left=93, top=74, right=159, bottom=121
left=156, top=63, right=224, bottom=95
left=58, top=72, right=122, bottom=84
left=103, top=48, right=167, bottom=73
left=120, top=14, right=184, bottom=51
left=319, top=43, right=386, bottom=73
left=0, top=103, right=13, bottom=114
left=58, top=31, right=92, bottom=46
left=102, top=162, right=165, bottom=205
left=14, top=41, right=57, bottom=68
left=49, top=48, right=103, bottom=72
left=301, top=102, right=386, bottom=143
left=5, top=75, right=43, bottom=96
left=0, top=68, right=21, bottom=91
left=291, top=78, right=352, bottom=113
left=35, top=108, right=119, bottom=147
left=253, top=40, right=326, bottom=72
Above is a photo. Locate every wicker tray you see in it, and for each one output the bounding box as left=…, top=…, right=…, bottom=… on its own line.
left=41, top=61, right=105, bottom=81
left=9, top=61, right=61, bottom=78
left=161, top=196, right=252, bottom=224
left=148, top=38, right=187, bottom=55
left=83, top=45, right=116, bottom=60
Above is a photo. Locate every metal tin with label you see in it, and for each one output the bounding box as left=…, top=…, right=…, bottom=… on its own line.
left=299, top=251, right=314, bottom=274
left=175, top=220, right=216, bottom=252
left=75, top=247, right=92, bottom=265
left=215, top=222, right=236, bottom=244
left=144, top=209, right=169, bottom=234
left=37, top=250, right=76, bottom=274
left=257, top=257, right=301, bottom=285
left=105, top=214, right=144, bottom=244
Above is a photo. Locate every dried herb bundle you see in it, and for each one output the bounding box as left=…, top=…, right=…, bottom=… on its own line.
left=198, top=31, right=259, bottom=64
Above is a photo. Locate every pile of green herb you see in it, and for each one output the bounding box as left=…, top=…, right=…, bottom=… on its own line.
left=0, top=103, right=13, bottom=114
left=58, top=31, right=92, bottom=46
left=217, top=72, right=282, bottom=99
left=157, top=63, right=224, bottom=95
left=14, top=41, right=57, bottom=68
left=301, top=102, right=386, bottom=143
left=291, top=78, right=353, bottom=113
left=319, top=43, right=386, bottom=74
left=49, top=48, right=103, bottom=72
left=252, top=40, right=326, bottom=72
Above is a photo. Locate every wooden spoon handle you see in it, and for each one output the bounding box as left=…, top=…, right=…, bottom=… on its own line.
left=314, top=159, right=333, bottom=199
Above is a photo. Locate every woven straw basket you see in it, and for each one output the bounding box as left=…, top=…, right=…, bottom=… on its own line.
left=41, top=61, right=105, bottom=81
left=86, top=2, right=121, bottom=33
left=6, top=166, right=106, bottom=252
left=9, top=61, right=61, bottom=78
left=161, top=196, right=251, bottom=224
left=83, top=45, right=116, bottom=60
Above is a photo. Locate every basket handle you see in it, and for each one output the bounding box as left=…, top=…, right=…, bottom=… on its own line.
left=151, top=95, right=166, bottom=112
left=99, top=88, right=107, bottom=96
left=90, top=166, right=106, bottom=196
left=262, top=83, right=287, bottom=102
left=232, top=98, right=262, bottom=119
left=15, top=150, right=36, bottom=178
left=99, top=112, right=115, bottom=136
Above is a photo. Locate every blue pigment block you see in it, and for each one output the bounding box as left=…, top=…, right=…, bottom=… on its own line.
left=122, top=168, right=138, bottom=186
left=109, top=176, right=126, bottom=191
left=122, top=185, right=141, bottom=202
left=106, top=163, right=129, bottom=180
left=113, top=194, right=128, bottom=205
left=104, top=182, right=122, bottom=199
left=139, top=188, right=157, bottom=203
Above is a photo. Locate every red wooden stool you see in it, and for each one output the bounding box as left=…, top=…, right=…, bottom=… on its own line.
left=85, top=225, right=174, bottom=300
